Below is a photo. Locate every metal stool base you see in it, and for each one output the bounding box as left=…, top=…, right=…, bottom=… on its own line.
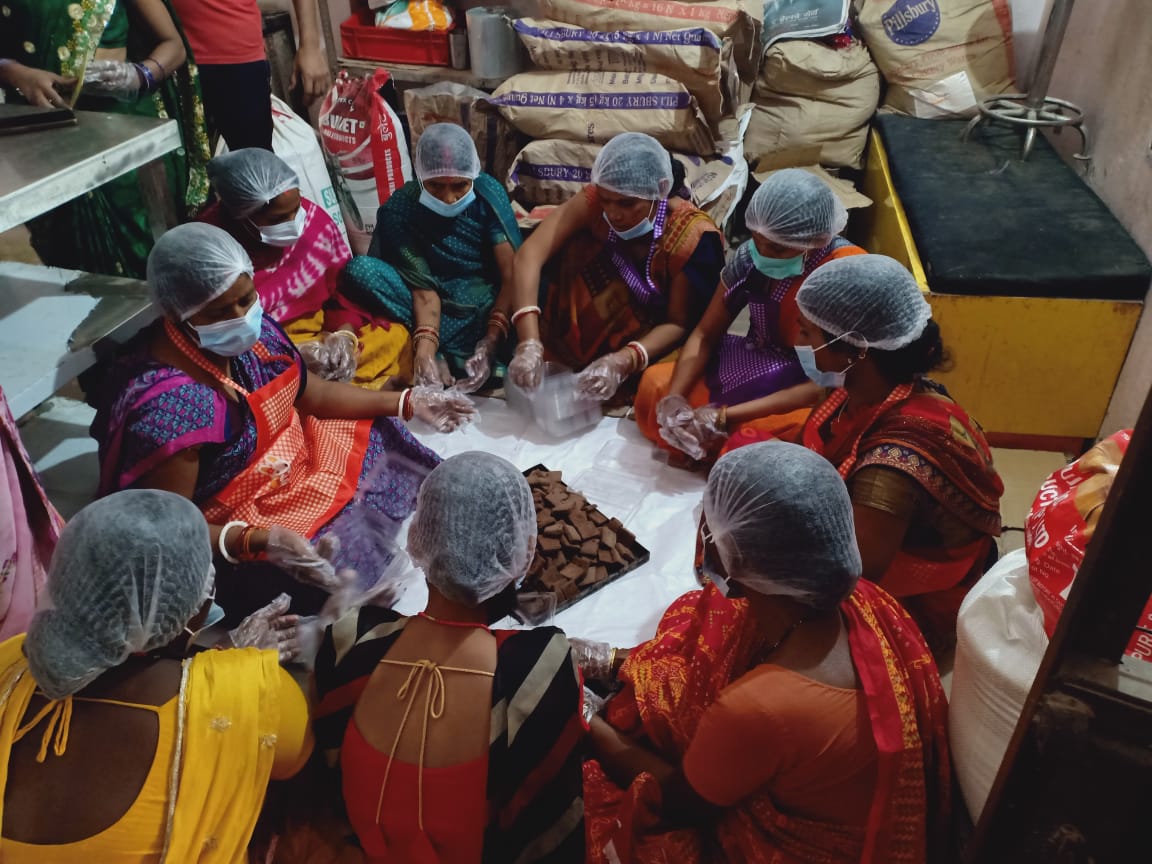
left=962, top=94, right=1090, bottom=162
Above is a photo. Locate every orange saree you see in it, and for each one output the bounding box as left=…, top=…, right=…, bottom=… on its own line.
left=583, top=581, right=951, bottom=864
left=542, top=188, right=722, bottom=371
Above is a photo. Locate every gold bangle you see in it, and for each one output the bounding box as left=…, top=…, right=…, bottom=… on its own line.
left=718, top=405, right=728, bottom=432
left=609, top=647, right=619, bottom=677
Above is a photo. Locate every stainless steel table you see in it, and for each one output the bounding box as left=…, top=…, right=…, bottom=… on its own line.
left=0, top=109, right=180, bottom=416
left=0, top=109, right=181, bottom=235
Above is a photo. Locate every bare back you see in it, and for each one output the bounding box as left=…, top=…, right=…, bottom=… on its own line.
left=3, top=658, right=183, bottom=844
left=352, top=617, right=496, bottom=768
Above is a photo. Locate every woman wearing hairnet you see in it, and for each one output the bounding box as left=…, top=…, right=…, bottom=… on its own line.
left=636, top=169, right=864, bottom=460
left=577, top=442, right=951, bottom=863
left=86, top=223, right=473, bottom=620
left=201, top=149, right=410, bottom=389
left=339, top=123, right=523, bottom=393
left=507, top=132, right=724, bottom=402
left=0, top=490, right=312, bottom=859
left=313, top=453, right=585, bottom=862
left=728, top=254, right=1003, bottom=653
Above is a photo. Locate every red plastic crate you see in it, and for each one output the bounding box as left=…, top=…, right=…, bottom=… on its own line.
left=340, top=8, right=454, bottom=66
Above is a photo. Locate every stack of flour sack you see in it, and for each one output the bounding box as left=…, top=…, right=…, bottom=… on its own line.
left=405, top=0, right=763, bottom=232
left=401, top=0, right=1016, bottom=232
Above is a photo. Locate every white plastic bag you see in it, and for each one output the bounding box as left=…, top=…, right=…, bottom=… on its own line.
left=950, top=548, right=1048, bottom=821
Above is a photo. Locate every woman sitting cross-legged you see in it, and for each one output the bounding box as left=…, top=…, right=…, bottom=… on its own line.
left=0, top=490, right=312, bottom=861
left=313, top=452, right=586, bottom=863
left=202, top=148, right=410, bottom=389
left=85, top=223, right=474, bottom=619
left=342, top=123, right=523, bottom=392
left=576, top=441, right=952, bottom=864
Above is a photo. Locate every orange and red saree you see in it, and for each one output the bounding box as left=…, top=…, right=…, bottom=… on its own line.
left=542, top=189, right=723, bottom=371
left=802, top=381, right=1004, bottom=648
left=584, top=580, right=951, bottom=863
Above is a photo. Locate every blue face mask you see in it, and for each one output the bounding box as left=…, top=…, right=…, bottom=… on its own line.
left=795, top=337, right=856, bottom=389
left=749, top=242, right=805, bottom=279
left=604, top=207, right=656, bottom=241
left=190, top=300, right=264, bottom=357
left=419, top=187, right=476, bottom=218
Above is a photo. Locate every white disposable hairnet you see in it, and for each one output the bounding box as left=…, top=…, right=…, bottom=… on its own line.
left=407, top=452, right=536, bottom=605
left=705, top=441, right=861, bottom=610
left=796, top=253, right=932, bottom=351
left=415, top=123, right=481, bottom=181
left=208, top=148, right=300, bottom=218
left=147, top=223, right=255, bottom=321
left=591, top=132, right=673, bottom=201
left=25, top=490, right=213, bottom=699
left=745, top=169, right=848, bottom=250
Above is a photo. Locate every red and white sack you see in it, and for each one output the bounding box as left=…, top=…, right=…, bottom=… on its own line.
left=319, top=69, right=412, bottom=255
left=1024, top=430, right=1152, bottom=659
left=533, top=0, right=762, bottom=83
left=853, top=0, right=1016, bottom=117
left=513, top=17, right=740, bottom=129
left=491, top=70, right=716, bottom=155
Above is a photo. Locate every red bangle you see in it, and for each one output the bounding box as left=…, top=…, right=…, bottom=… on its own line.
left=238, top=525, right=259, bottom=560
left=399, top=388, right=415, bottom=421
left=625, top=341, right=649, bottom=372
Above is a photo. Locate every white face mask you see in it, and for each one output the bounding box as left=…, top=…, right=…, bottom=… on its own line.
left=189, top=300, right=264, bottom=357
left=603, top=201, right=656, bottom=240
left=255, top=206, right=305, bottom=248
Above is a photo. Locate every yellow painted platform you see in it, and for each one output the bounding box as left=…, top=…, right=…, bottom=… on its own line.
left=854, top=132, right=1142, bottom=440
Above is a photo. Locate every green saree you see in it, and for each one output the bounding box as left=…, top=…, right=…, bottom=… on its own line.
left=1, top=0, right=210, bottom=277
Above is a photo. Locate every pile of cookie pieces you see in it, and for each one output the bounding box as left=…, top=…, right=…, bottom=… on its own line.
left=523, top=466, right=640, bottom=602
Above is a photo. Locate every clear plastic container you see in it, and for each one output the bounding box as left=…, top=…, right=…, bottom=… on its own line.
left=505, top=362, right=602, bottom=438
left=568, top=467, right=653, bottom=526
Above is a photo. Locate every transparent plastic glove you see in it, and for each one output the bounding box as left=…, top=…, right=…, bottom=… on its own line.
left=656, top=394, right=705, bottom=459
left=576, top=350, right=633, bottom=401
left=226, top=593, right=303, bottom=662
left=656, top=393, right=693, bottom=428
left=414, top=353, right=443, bottom=389
left=508, top=339, right=544, bottom=392
left=457, top=335, right=497, bottom=394
left=570, top=637, right=614, bottom=682
left=83, top=60, right=144, bottom=100
left=265, top=526, right=344, bottom=591
left=692, top=404, right=728, bottom=454
left=410, top=385, right=476, bottom=432
left=324, top=330, right=359, bottom=382
left=582, top=685, right=607, bottom=725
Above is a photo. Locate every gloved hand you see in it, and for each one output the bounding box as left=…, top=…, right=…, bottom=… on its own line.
left=457, top=335, right=497, bottom=395
left=83, top=60, right=144, bottom=100
left=298, top=331, right=359, bottom=382
left=414, top=353, right=444, bottom=389
left=265, top=527, right=346, bottom=592
left=691, top=404, right=728, bottom=454
left=324, top=330, right=359, bottom=382
left=570, top=637, right=614, bottom=682
left=575, top=350, right=634, bottom=401
left=508, top=339, right=544, bottom=392
left=226, top=593, right=303, bottom=663
left=410, top=385, right=475, bottom=432
left=656, top=394, right=703, bottom=458
left=582, top=685, right=607, bottom=725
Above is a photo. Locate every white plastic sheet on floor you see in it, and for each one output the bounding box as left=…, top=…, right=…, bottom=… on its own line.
left=397, top=395, right=707, bottom=646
